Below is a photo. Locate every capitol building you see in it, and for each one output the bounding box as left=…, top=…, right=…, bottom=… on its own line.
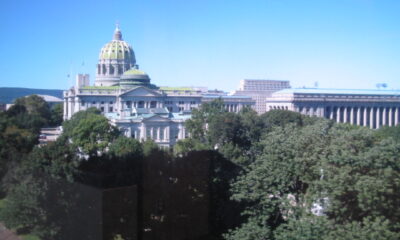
left=64, top=25, right=400, bottom=147
left=63, top=26, right=254, bottom=147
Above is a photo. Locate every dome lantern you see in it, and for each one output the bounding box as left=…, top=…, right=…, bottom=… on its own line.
left=113, top=23, right=122, bottom=40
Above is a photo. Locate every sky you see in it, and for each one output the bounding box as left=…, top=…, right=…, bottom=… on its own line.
left=0, top=0, right=399, bottom=92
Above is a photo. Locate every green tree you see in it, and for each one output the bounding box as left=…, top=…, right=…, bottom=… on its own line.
left=50, top=103, right=63, bottom=126
left=226, top=120, right=400, bottom=240
left=185, top=98, right=226, bottom=142
left=62, top=108, right=119, bottom=156
left=0, top=140, right=78, bottom=239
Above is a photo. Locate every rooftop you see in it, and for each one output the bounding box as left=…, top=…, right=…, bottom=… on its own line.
left=81, top=86, right=120, bottom=90
left=276, top=88, right=400, bottom=96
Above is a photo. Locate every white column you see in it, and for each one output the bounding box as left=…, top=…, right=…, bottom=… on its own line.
left=336, top=107, right=341, bottom=123
left=370, top=107, right=375, bottom=129
left=356, top=107, right=361, bottom=125
left=343, top=107, right=348, bottom=123
left=389, top=107, right=393, bottom=127
left=395, top=108, right=399, bottom=126
left=376, top=107, right=381, bottom=128
left=363, top=108, right=368, bottom=127
left=68, top=97, right=74, bottom=119
left=329, top=107, right=334, bottom=120
left=157, top=127, right=160, bottom=141
left=141, top=125, right=146, bottom=140
left=166, top=126, right=170, bottom=140
left=382, top=107, right=387, bottom=126
left=63, top=98, right=68, bottom=120
left=350, top=107, right=354, bottom=124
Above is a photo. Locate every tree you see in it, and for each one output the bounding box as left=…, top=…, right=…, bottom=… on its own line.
left=62, top=108, right=119, bottom=156
left=0, top=140, right=79, bottom=240
left=259, top=109, right=305, bottom=132
left=0, top=95, right=53, bottom=194
left=11, top=95, right=52, bottom=130
left=50, top=103, right=63, bottom=126
left=185, top=98, right=226, bottom=142
left=226, top=120, right=400, bottom=240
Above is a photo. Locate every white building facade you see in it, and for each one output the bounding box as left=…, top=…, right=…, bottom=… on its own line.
left=64, top=26, right=254, bottom=147
left=266, top=88, right=400, bottom=129
left=232, top=79, right=291, bottom=114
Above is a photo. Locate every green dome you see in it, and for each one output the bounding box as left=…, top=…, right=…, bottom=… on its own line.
left=99, top=40, right=135, bottom=61
left=123, top=69, right=147, bottom=75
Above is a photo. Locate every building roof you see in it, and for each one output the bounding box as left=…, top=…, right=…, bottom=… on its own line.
left=123, top=69, right=147, bottom=75
left=276, top=88, right=400, bottom=96
left=99, top=26, right=135, bottom=62
left=36, top=94, right=63, bottom=102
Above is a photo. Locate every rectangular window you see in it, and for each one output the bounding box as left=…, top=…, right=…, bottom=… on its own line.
left=101, top=101, right=104, bottom=104
left=126, top=101, right=132, bottom=108
left=190, top=101, right=196, bottom=105
left=92, top=101, right=96, bottom=104
left=150, top=101, right=157, bottom=108
left=109, top=101, right=113, bottom=104
left=179, top=101, right=184, bottom=105
left=81, top=101, right=85, bottom=106
left=109, top=107, right=113, bottom=112
left=178, top=107, right=184, bottom=112
left=100, top=107, right=104, bottom=112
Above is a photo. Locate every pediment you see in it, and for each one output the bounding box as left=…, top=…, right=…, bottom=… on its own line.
left=142, top=114, right=171, bottom=123
left=120, top=86, right=162, bottom=97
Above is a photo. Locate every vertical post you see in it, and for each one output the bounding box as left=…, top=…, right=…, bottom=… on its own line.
left=356, top=107, right=361, bottom=125
left=382, top=107, right=387, bottom=126
left=336, top=107, right=341, bottom=123
left=395, top=108, right=399, bottom=126
left=329, top=106, right=334, bottom=120
left=376, top=107, right=381, bottom=128
left=370, top=107, right=375, bottom=129
left=63, top=96, right=68, bottom=120
left=389, top=107, right=393, bottom=127
left=363, top=108, right=368, bottom=127
left=350, top=107, right=354, bottom=124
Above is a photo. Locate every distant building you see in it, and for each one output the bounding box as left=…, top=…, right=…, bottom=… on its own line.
left=5, top=94, right=63, bottom=110
left=266, top=88, right=400, bottom=129
left=64, top=25, right=254, bottom=147
left=232, top=79, right=290, bottom=114
left=39, top=127, right=63, bottom=145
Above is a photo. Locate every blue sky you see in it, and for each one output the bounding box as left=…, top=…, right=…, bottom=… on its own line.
left=0, top=0, right=399, bottom=91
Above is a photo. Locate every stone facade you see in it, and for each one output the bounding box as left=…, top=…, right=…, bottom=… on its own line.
left=266, top=88, right=400, bottom=129
left=64, top=26, right=254, bottom=147
left=232, top=79, right=290, bottom=114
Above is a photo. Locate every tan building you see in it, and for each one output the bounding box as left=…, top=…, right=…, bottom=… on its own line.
left=232, top=79, right=290, bottom=114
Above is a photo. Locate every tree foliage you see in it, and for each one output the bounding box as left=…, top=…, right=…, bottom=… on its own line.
left=226, top=119, right=400, bottom=240
left=62, top=108, right=119, bottom=156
